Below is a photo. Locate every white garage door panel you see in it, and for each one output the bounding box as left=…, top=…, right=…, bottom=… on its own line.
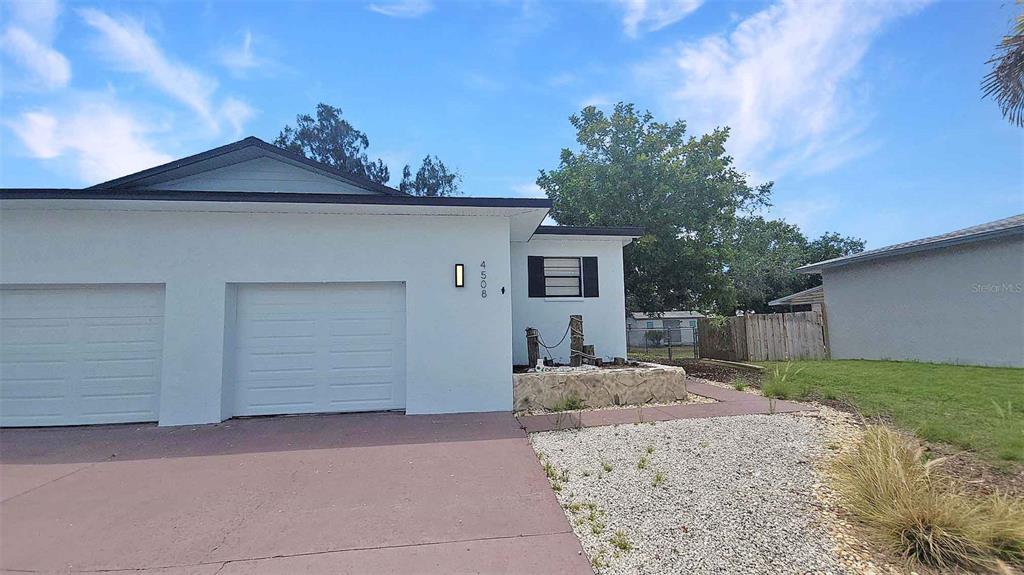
left=0, top=286, right=164, bottom=426
left=233, top=283, right=406, bottom=416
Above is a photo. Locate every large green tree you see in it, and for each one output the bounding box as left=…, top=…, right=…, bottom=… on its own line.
left=400, top=155, right=461, bottom=196
left=537, top=103, right=771, bottom=313
left=730, top=217, right=865, bottom=312
left=275, top=103, right=391, bottom=184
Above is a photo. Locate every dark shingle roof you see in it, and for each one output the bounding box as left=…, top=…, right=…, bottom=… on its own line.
left=797, top=214, right=1024, bottom=274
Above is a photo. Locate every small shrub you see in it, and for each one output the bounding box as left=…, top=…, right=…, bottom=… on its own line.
left=762, top=362, right=811, bottom=400
left=551, top=393, right=586, bottom=412
left=833, top=426, right=1024, bottom=571
left=610, top=530, right=632, bottom=552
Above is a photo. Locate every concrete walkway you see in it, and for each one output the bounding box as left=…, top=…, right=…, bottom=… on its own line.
left=517, top=380, right=811, bottom=433
left=1, top=412, right=593, bottom=574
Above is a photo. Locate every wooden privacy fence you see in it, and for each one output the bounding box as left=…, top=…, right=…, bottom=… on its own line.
left=697, top=311, right=829, bottom=362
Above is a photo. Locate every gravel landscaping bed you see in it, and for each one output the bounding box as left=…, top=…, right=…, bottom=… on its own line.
left=517, top=394, right=715, bottom=416
left=530, top=408, right=902, bottom=574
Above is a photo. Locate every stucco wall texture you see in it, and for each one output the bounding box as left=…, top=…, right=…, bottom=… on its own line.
left=822, top=236, right=1024, bottom=367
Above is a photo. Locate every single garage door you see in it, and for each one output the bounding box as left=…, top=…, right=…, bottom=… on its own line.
left=0, top=285, right=165, bottom=427
left=231, top=283, right=406, bottom=416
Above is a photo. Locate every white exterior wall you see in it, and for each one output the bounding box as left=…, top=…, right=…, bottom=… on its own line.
left=0, top=208, right=514, bottom=425
left=823, top=236, right=1024, bottom=367
left=510, top=237, right=627, bottom=365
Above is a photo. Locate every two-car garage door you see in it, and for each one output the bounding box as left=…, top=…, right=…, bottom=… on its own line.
left=0, top=282, right=406, bottom=427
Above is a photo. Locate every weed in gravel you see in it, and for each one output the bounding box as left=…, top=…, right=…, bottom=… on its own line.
left=591, top=549, right=608, bottom=570
left=550, top=479, right=562, bottom=492
left=551, top=393, right=585, bottom=412
left=581, top=469, right=592, bottom=477
left=646, top=445, right=655, bottom=454
left=567, top=501, right=584, bottom=513
left=833, top=426, right=1024, bottom=571
left=602, top=461, right=613, bottom=472
left=610, top=530, right=632, bottom=552
left=653, top=471, right=666, bottom=487
left=543, top=461, right=558, bottom=480
left=637, top=456, right=649, bottom=470
left=732, top=377, right=749, bottom=391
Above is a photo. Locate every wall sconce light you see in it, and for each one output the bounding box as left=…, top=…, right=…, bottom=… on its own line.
left=455, top=263, right=465, bottom=287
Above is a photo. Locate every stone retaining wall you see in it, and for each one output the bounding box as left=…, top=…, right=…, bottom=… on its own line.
left=513, top=364, right=687, bottom=411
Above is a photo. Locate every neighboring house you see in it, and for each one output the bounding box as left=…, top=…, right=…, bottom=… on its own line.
left=626, top=311, right=705, bottom=346
left=798, top=214, right=1024, bottom=368
left=768, top=285, right=825, bottom=313
left=0, top=137, right=640, bottom=427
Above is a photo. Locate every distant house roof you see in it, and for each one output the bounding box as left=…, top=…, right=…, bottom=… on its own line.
left=629, top=311, right=705, bottom=320
left=797, top=214, right=1024, bottom=274
left=768, top=285, right=824, bottom=307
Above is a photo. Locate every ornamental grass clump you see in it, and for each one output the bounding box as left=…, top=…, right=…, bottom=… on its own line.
left=833, top=426, right=1024, bottom=572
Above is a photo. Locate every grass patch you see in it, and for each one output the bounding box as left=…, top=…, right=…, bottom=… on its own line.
left=550, top=393, right=586, bottom=412
left=610, top=530, right=632, bottom=552
left=628, top=346, right=695, bottom=361
left=759, top=360, right=1024, bottom=463
left=732, top=376, right=749, bottom=391
left=834, top=426, right=1024, bottom=571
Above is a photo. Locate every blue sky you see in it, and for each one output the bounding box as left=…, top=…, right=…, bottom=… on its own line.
left=2, top=0, right=1021, bottom=248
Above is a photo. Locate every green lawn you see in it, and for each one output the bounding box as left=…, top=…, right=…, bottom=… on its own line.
left=759, top=360, right=1024, bottom=463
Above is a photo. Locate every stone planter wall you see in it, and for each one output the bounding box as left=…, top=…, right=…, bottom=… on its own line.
left=513, top=364, right=687, bottom=411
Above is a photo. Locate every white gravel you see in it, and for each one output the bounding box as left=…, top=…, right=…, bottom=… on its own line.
left=530, top=413, right=857, bottom=574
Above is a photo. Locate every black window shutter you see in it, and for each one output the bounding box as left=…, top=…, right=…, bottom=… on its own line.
left=582, top=257, right=599, bottom=297
left=528, top=256, right=545, bottom=298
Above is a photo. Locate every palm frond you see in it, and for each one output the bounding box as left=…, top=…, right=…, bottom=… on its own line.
left=982, top=13, right=1024, bottom=127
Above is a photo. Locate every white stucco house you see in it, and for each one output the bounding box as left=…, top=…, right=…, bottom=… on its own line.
left=798, top=214, right=1023, bottom=368
left=625, top=311, right=704, bottom=347
left=0, top=137, right=640, bottom=427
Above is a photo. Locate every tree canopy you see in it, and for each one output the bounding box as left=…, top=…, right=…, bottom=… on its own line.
left=400, top=155, right=462, bottom=196
left=537, top=103, right=771, bottom=314
left=729, top=217, right=864, bottom=313
left=275, top=103, right=391, bottom=184
left=276, top=103, right=461, bottom=195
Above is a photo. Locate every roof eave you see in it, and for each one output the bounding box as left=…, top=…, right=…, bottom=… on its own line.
left=796, top=226, right=1024, bottom=274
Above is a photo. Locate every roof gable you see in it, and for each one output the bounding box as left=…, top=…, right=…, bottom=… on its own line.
left=89, top=137, right=405, bottom=196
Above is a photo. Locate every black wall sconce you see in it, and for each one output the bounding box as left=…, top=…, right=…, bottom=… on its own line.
left=455, top=263, right=465, bottom=287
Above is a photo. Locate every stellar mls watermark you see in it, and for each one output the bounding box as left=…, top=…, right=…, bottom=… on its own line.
left=972, top=282, right=1023, bottom=294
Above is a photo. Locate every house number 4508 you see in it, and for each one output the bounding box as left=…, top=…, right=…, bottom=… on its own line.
left=480, top=261, right=487, bottom=298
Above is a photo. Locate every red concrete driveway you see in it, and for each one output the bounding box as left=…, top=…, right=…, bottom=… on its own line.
left=0, top=412, right=592, bottom=574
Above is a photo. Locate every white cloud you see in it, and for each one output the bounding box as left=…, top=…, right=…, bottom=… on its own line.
left=511, top=182, right=547, bottom=198
left=220, top=98, right=256, bottom=137
left=8, top=98, right=173, bottom=183
left=80, top=8, right=217, bottom=123
left=580, top=94, right=614, bottom=109
left=368, top=0, right=433, bottom=18
left=769, top=193, right=839, bottom=237
left=618, top=0, right=703, bottom=38
left=218, top=29, right=271, bottom=77
left=636, top=0, right=929, bottom=177
left=1, top=0, right=70, bottom=90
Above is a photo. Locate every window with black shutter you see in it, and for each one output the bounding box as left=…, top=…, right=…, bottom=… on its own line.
left=527, top=256, right=599, bottom=298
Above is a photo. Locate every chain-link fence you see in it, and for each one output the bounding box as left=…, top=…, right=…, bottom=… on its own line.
left=626, top=325, right=698, bottom=360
